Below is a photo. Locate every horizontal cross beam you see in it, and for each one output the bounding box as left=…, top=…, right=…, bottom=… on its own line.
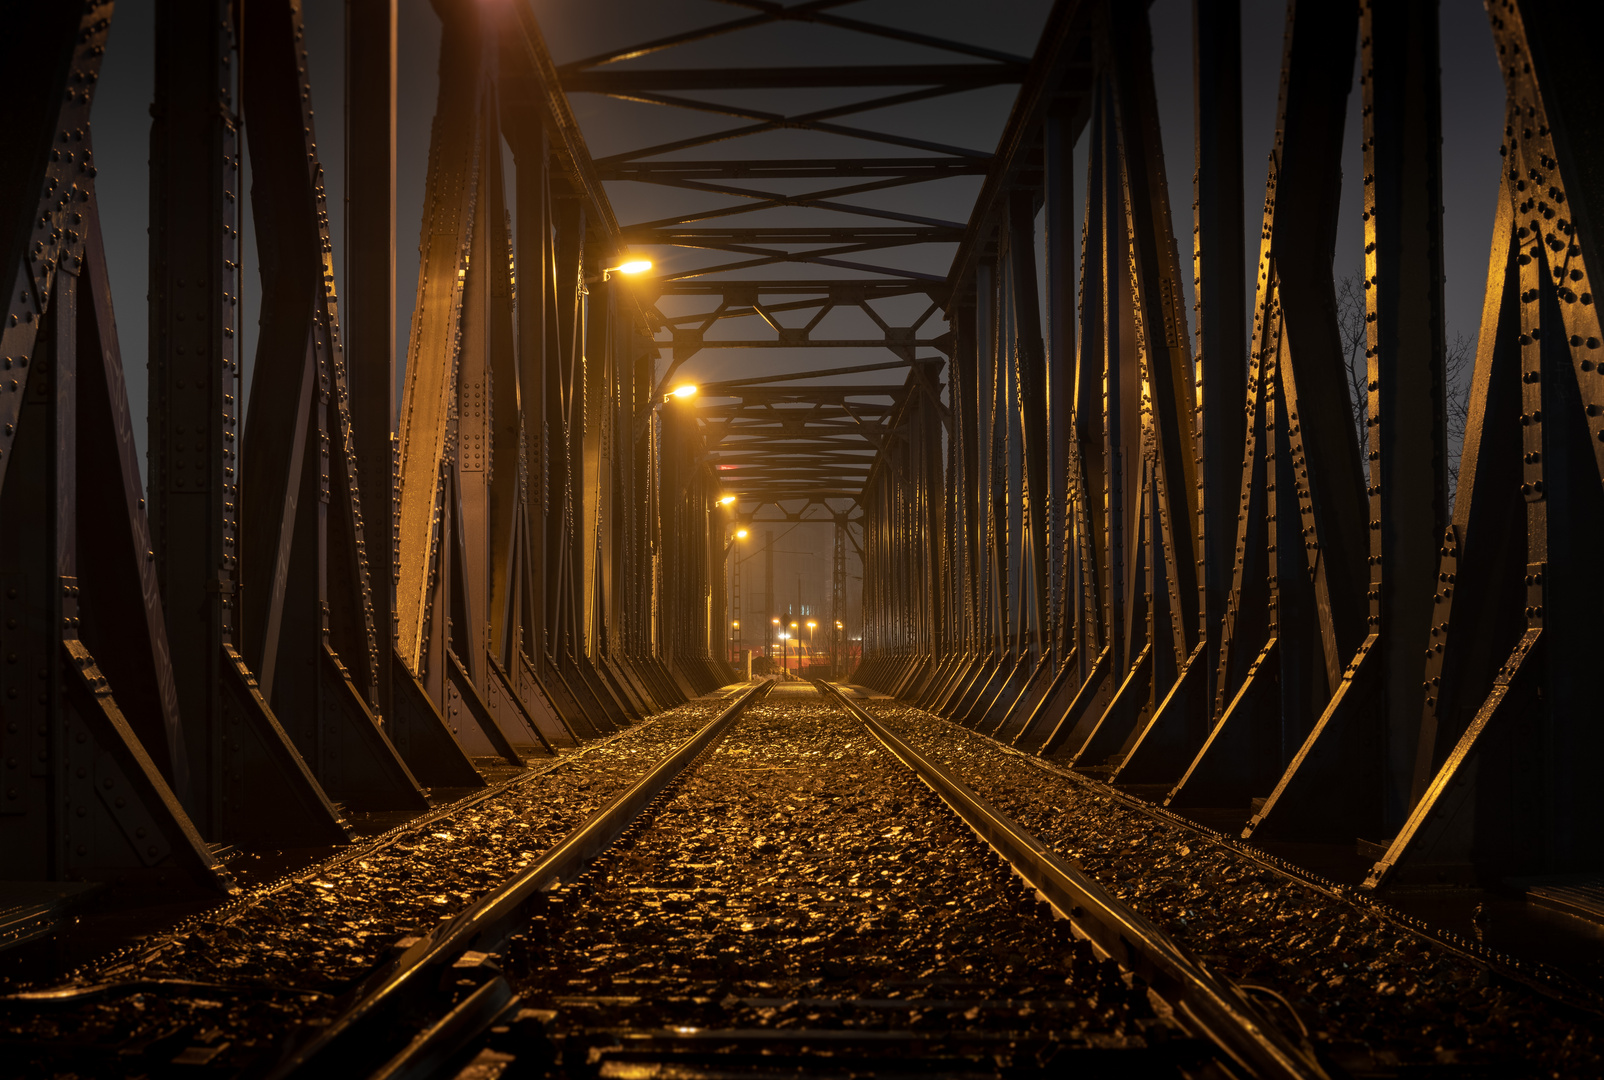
left=561, top=64, right=1026, bottom=92
left=596, top=157, right=990, bottom=181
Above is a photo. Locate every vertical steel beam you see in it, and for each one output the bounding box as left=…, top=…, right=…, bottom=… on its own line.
left=0, top=87, right=228, bottom=886
left=149, top=0, right=244, bottom=835
left=1242, top=0, right=1440, bottom=842
left=1044, top=108, right=1076, bottom=661
left=485, top=113, right=522, bottom=676
left=396, top=4, right=482, bottom=676
left=239, top=0, right=428, bottom=809
left=1362, top=0, right=1447, bottom=823
left=1109, top=3, right=1200, bottom=667
left=454, top=78, right=496, bottom=689
left=1010, top=191, right=1051, bottom=653
left=1097, top=85, right=1130, bottom=679
left=1074, top=96, right=1110, bottom=678
left=345, top=0, right=398, bottom=720
left=1192, top=0, right=1246, bottom=691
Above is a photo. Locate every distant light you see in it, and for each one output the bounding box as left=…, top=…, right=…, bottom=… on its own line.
left=732, top=620, right=741, bottom=629
left=807, top=620, right=817, bottom=629
left=835, top=620, right=843, bottom=629
left=719, top=495, right=736, bottom=505
left=670, top=384, right=698, bottom=399
left=614, top=259, right=652, bottom=275
left=772, top=618, right=780, bottom=625
left=778, top=633, right=789, bottom=640
left=735, top=528, right=749, bottom=539
left=789, top=621, right=798, bottom=629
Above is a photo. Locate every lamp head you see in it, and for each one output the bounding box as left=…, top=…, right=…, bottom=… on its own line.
left=602, top=259, right=652, bottom=282
left=719, top=495, right=736, bottom=506
left=735, top=528, right=748, bottom=539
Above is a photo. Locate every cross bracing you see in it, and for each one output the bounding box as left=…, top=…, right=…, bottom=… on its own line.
left=2, top=0, right=1603, bottom=935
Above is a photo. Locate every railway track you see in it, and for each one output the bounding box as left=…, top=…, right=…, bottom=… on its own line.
left=259, top=680, right=1320, bottom=1080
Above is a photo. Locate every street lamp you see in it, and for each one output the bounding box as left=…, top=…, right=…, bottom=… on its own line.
left=667, top=383, right=698, bottom=402
left=806, top=620, right=817, bottom=675
left=601, top=258, right=653, bottom=281
left=778, top=632, right=790, bottom=680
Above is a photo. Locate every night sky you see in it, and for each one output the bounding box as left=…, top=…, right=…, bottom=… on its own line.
left=87, top=0, right=1505, bottom=636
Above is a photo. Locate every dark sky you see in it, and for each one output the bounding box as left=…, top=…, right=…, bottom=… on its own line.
left=89, top=0, right=1505, bottom=638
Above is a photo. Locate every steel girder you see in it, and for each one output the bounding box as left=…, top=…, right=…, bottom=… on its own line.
left=554, top=3, right=1009, bottom=528
left=9, top=0, right=1604, bottom=907
left=238, top=0, right=430, bottom=812
left=0, top=3, right=231, bottom=891
left=854, top=0, right=1604, bottom=889
left=0, top=0, right=743, bottom=897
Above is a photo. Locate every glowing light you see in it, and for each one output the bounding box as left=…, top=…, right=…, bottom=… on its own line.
left=613, top=259, right=652, bottom=275
left=789, top=621, right=798, bottom=630
left=719, top=495, right=736, bottom=505
left=735, top=528, right=749, bottom=539
left=807, top=620, right=817, bottom=629
left=835, top=620, right=843, bottom=629
left=670, top=384, right=698, bottom=399
left=778, top=633, right=790, bottom=641
left=732, top=620, right=741, bottom=629
left=771, top=618, right=780, bottom=625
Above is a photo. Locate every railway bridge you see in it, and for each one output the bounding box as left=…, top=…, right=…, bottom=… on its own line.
left=2, top=0, right=1603, bottom=1074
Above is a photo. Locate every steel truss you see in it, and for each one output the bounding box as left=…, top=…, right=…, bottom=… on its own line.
left=0, top=0, right=734, bottom=894
left=855, top=0, right=1604, bottom=890
left=5, top=0, right=1603, bottom=901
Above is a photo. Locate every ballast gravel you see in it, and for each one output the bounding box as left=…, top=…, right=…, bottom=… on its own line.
left=869, top=699, right=1604, bottom=1077
left=507, top=688, right=1192, bottom=1077
left=0, top=694, right=736, bottom=1077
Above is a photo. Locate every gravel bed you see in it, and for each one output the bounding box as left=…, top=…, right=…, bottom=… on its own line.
left=869, top=700, right=1604, bottom=1077
left=506, top=689, right=1191, bottom=1076
left=0, top=694, right=737, bottom=1077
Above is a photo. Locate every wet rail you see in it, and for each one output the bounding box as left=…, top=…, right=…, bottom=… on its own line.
left=821, top=683, right=1322, bottom=1080
left=267, top=679, right=772, bottom=1078
left=297, top=682, right=1324, bottom=1079
left=26, top=680, right=1556, bottom=1077
left=0, top=687, right=757, bottom=1076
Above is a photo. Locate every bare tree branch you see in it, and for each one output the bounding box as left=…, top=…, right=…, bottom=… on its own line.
left=1333, top=271, right=1473, bottom=504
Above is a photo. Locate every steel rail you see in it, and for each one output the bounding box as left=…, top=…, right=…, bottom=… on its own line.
left=822, top=683, right=1327, bottom=1080
left=269, top=680, right=772, bottom=1079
